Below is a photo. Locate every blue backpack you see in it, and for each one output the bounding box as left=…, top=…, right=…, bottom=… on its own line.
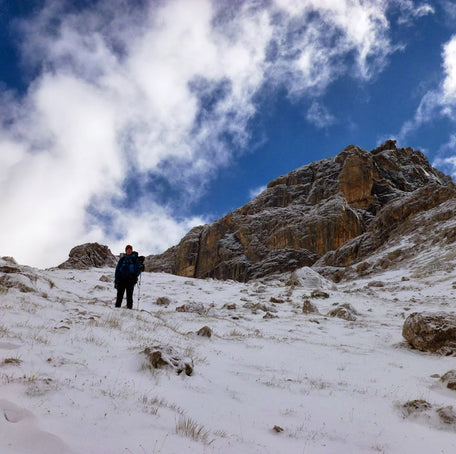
left=116, top=252, right=143, bottom=281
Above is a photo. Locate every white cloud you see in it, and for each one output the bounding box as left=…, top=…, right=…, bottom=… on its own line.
left=395, top=1, right=434, bottom=24
left=266, top=0, right=395, bottom=92
left=306, top=102, right=336, bottom=128
left=433, top=134, right=456, bottom=180
left=436, top=155, right=456, bottom=179
left=442, top=37, right=456, bottom=103
left=249, top=185, right=267, bottom=200
left=397, top=34, right=456, bottom=181
left=397, top=34, right=456, bottom=143
left=0, top=0, right=414, bottom=267
left=108, top=205, right=208, bottom=258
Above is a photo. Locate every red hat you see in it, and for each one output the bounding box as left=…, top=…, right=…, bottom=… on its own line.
left=125, top=245, right=133, bottom=251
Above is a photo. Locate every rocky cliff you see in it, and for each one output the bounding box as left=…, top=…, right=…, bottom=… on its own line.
left=145, top=140, right=456, bottom=281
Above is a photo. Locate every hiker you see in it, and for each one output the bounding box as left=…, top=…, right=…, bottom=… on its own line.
left=114, top=245, right=142, bottom=309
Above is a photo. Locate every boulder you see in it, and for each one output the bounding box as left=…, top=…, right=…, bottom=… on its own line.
left=440, top=370, right=456, bottom=391
left=401, top=399, right=432, bottom=417
left=437, top=406, right=456, bottom=425
left=58, top=243, right=116, bottom=269
left=142, top=346, right=193, bottom=376
left=400, top=399, right=456, bottom=429
left=175, top=302, right=214, bottom=315
left=402, top=312, right=456, bottom=354
left=310, top=289, right=329, bottom=298
left=302, top=300, right=319, bottom=314
left=155, top=296, right=171, bottom=306
left=328, top=303, right=359, bottom=321
left=196, top=326, right=212, bottom=337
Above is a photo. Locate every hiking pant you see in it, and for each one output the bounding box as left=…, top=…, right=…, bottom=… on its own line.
left=115, top=280, right=135, bottom=309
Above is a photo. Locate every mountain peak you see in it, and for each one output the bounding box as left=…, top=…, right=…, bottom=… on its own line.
left=145, top=142, right=455, bottom=282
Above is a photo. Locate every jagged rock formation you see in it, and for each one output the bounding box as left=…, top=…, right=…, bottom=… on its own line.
left=58, top=243, right=117, bottom=269
left=145, top=140, right=456, bottom=281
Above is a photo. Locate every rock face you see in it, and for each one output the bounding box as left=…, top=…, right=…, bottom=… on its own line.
left=145, top=140, right=456, bottom=281
left=402, top=312, right=456, bottom=354
left=58, top=243, right=117, bottom=269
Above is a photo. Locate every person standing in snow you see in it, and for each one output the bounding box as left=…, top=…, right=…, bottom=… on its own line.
left=114, top=245, right=142, bottom=309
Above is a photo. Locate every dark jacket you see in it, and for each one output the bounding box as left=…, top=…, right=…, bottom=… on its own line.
left=115, top=252, right=142, bottom=283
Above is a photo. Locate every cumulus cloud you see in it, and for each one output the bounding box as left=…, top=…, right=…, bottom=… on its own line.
left=396, top=33, right=456, bottom=182
left=442, top=36, right=456, bottom=103
left=397, top=35, right=456, bottom=141
left=0, top=0, right=419, bottom=267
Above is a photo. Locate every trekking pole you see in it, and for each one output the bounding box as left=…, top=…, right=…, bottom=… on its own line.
left=136, top=272, right=142, bottom=310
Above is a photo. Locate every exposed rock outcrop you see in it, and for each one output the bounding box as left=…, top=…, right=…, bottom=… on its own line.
left=402, top=312, right=456, bottom=354
left=146, top=141, right=456, bottom=282
left=142, top=346, right=193, bottom=376
left=440, top=370, right=456, bottom=390
left=302, top=300, right=320, bottom=314
left=400, top=399, right=456, bottom=429
left=196, top=326, right=212, bottom=337
left=0, top=257, right=50, bottom=294
left=328, top=303, right=359, bottom=321
left=58, top=243, right=116, bottom=269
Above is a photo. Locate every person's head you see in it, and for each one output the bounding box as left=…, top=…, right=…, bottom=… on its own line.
left=125, top=245, right=133, bottom=255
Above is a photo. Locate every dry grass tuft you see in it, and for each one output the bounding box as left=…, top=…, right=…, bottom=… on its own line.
left=0, top=325, right=11, bottom=336
left=175, top=415, right=211, bottom=444
left=102, top=314, right=123, bottom=330
left=228, top=329, right=245, bottom=338
left=140, top=395, right=164, bottom=415
left=2, top=357, right=22, bottom=366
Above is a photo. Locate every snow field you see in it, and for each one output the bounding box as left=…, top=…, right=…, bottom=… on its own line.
left=0, top=261, right=456, bottom=453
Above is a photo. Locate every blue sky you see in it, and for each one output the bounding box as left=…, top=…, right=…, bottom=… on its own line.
left=1, top=0, right=456, bottom=268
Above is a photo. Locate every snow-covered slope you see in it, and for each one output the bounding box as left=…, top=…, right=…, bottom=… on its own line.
left=1, top=256, right=456, bottom=453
